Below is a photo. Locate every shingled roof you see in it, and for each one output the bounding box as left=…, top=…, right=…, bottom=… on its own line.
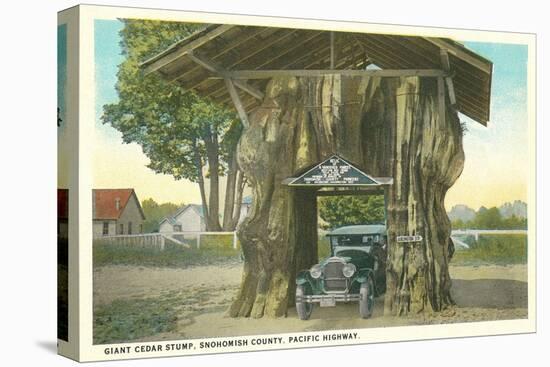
left=141, top=24, right=492, bottom=125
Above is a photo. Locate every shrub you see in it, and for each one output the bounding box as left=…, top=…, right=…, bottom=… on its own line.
left=452, top=234, right=527, bottom=265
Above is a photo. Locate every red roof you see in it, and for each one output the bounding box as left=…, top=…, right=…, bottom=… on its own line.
left=58, top=189, right=69, bottom=219
left=57, top=188, right=145, bottom=220
left=93, top=189, right=143, bottom=220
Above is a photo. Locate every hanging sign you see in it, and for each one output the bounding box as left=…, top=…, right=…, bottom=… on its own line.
left=396, top=235, right=423, bottom=243
left=288, top=155, right=379, bottom=186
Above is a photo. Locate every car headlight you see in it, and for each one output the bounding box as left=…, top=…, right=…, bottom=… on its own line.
left=310, top=264, right=322, bottom=279
left=342, top=263, right=356, bottom=278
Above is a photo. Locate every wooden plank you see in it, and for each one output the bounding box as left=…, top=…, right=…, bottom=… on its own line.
left=223, top=29, right=300, bottom=70
left=142, top=24, right=235, bottom=75
left=225, top=78, right=250, bottom=128
left=181, top=29, right=300, bottom=92
left=226, top=69, right=448, bottom=79
left=249, top=31, right=324, bottom=70
left=187, top=51, right=264, bottom=100
left=359, top=35, right=418, bottom=69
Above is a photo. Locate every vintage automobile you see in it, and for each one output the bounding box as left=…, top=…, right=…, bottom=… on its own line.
left=295, top=224, right=387, bottom=320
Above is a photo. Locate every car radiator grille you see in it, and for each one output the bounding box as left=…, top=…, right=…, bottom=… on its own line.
left=323, top=262, right=347, bottom=292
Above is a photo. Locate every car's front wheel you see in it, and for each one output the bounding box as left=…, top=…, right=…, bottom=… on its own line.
left=359, top=277, right=374, bottom=319
left=296, top=285, right=313, bottom=320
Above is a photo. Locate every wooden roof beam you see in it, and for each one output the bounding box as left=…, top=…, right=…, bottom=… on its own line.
left=166, top=27, right=271, bottom=84
left=178, top=29, right=301, bottom=91
left=425, top=37, right=492, bottom=74
left=187, top=51, right=264, bottom=100
left=142, top=24, right=235, bottom=75
left=225, top=69, right=449, bottom=79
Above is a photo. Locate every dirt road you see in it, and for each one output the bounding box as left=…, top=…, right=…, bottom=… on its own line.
left=93, top=262, right=528, bottom=342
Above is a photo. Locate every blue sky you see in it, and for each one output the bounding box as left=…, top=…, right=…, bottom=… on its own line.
left=93, top=19, right=530, bottom=209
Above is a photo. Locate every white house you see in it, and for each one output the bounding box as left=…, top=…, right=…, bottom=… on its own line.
left=159, top=196, right=253, bottom=233
left=159, top=204, right=205, bottom=233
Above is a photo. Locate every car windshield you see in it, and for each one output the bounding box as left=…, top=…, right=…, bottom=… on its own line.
left=331, top=234, right=380, bottom=247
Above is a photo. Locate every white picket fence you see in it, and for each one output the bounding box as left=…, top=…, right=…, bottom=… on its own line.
left=93, top=231, right=238, bottom=250
left=451, top=229, right=527, bottom=241
left=450, top=229, right=527, bottom=249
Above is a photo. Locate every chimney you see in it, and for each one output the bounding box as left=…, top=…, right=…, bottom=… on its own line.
left=115, top=197, right=120, bottom=211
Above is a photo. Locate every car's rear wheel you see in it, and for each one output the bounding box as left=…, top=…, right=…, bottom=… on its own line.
left=359, top=277, right=374, bottom=319
left=296, top=285, right=313, bottom=320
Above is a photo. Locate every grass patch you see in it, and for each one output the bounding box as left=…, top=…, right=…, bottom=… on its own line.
left=452, top=234, right=527, bottom=265
left=94, top=296, right=179, bottom=344
left=94, top=235, right=241, bottom=268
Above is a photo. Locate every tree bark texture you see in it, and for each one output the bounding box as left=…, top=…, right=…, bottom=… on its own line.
left=222, top=153, right=238, bottom=231
left=230, top=75, right=464, bottom=318
left=204, top=127, right=222, bottom=231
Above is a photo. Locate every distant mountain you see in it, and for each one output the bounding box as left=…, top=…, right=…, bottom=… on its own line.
left=447, top=201, right=527, bottom=222
left=499, top=200, right=527, bottom=219
left=448, top=204, right=476, bottom=222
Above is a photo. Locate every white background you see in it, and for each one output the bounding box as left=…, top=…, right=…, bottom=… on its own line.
left=0, top=0, right=547, bottom=365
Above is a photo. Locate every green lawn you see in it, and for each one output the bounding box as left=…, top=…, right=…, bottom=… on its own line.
left=94, top=234, right=241, bottom=268
left=94, top=296, right=179, bottom=344
left=452, top=234, right=527, bottom=265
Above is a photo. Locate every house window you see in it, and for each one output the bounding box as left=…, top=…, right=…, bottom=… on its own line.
left=128, top=222, right=132, bottom=235
left=102, top=222, right=109, bottom=236
left=119, top=223, right=124, bottom=235
left=139, top=224, right=143, bottom=234
left=173, top=224, right=182, bottom=232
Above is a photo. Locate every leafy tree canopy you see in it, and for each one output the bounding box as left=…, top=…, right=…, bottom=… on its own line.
left=451, top=206, right=527, bottom=230
left=318, top=195, right=385, bottom=230
left=141, top=198, right=182, bottom=233
left=101, top=19, right=239, bottom=182
left=102, top=19, right=244, bottom=231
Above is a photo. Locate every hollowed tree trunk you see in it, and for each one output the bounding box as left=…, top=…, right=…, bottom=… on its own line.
left=229, top=75, right=464, bottom=318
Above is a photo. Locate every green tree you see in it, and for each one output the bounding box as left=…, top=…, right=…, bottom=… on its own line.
left=451, top=218, right=466, bottom=230
left=318, top=195, right=385, bottom=230
left=102, top=19, right=245, bottom=231
left=141, top=198, right=182, bottom=233
left=502, top=214, right=527, bottom=229
left=473, top=207, right=502, bottom=229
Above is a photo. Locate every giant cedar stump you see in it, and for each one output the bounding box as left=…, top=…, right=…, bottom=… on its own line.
left=229, top=75, right=464, bottom=318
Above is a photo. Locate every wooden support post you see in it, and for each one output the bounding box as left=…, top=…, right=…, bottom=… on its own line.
left=233, top=231, right=238, bottom=249
left=445, top=77, right=457, bottom=107
left=437, top=76, right=446, bottom=125
left=197, top=234, right=201, bottom=249
left=330, top=31, right=335, bottom=69
left=225, top=78, right=250, bottom=129
left=440, top=49, right=458, bottom=108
